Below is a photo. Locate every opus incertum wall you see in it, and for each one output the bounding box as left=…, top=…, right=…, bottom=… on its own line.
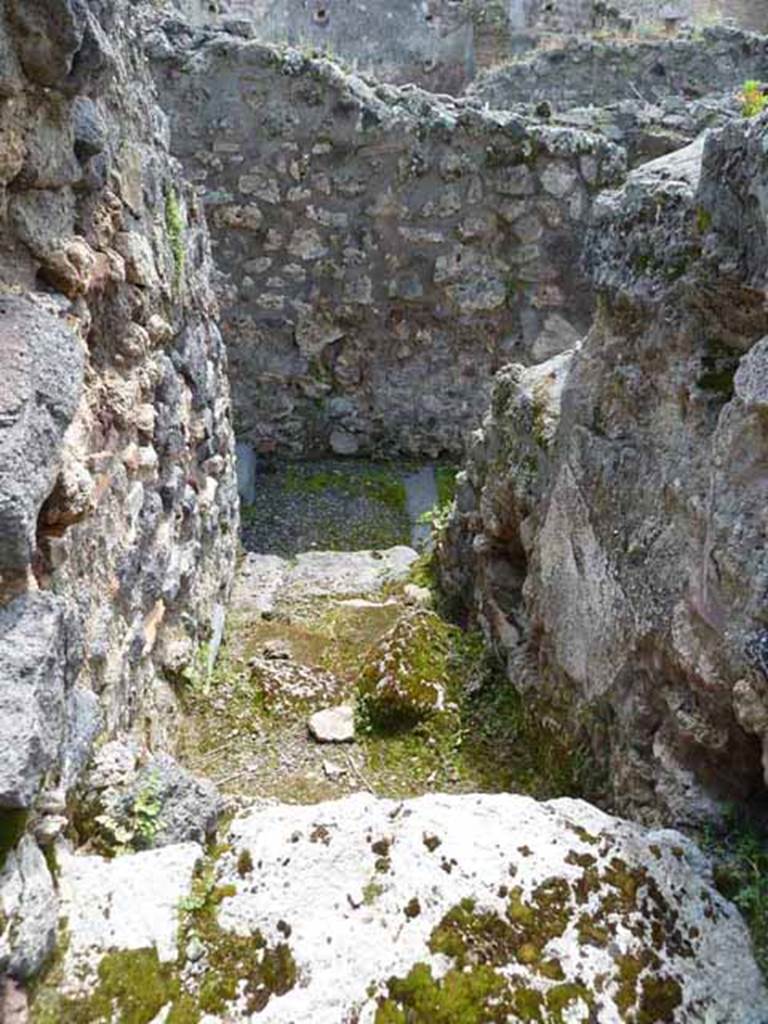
left=152, top=27, right=624, bottom=457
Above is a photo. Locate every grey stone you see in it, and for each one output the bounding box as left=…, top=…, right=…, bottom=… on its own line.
left=149, top=28, right=623, bottom=458
left=61, top=689, right=103, bottom=792
left=0, top=296, right=84, bottom=589
left=0, top=0, right=238, bottom=869
left=33, top=815, right=68, bottom=846
left=203, top=793, right=768, bottom=1020
left=176, top=0, right=474, bottom=94
left=0, top=836, right=58, bottom=979
left=441, top=114, right=768, bottom=823
left=308, top=704, right=355, bottom=743
left=55, top=840, right=201, bottom=975
left=329, top=428, right=359, bottom=456
left=186, top=935, right=205, bottom=962
left=470, top=26, right=768, bottom=110
left=8, top=0, right=114, bottom=94
left=0, top=593, right=78, bottom=809
left=138, top=754, right=225, bottom=847
left=72, top=96, right=107, bottom=159
left=734, top=336, right=768, bottom=408
left=322, top=759, right=347, bottom=780
left=531, top=313, right=582, bottom=361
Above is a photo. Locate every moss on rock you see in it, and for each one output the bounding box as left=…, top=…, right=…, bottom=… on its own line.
left=30, top=948, right=197, bottom=1024
left=356, top=610, right=452, bottom=732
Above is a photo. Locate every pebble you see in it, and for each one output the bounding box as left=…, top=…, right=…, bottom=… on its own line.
left=323, top=759, right=347, bottom=780
left=308, top=705, right=356, bottom=743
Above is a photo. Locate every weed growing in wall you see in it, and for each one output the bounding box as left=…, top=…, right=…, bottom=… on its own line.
left=741, top=80, right=766, bottom=118
left=165, top=186, right=186, bottom=288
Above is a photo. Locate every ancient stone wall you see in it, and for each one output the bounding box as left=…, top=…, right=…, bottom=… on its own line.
left=172, top=0, right=476, bottom=93
left=509, top=0, right=593, bottom=33
left=441, top=116, right=768, bottom=825
left=505, top=0, right=768, bottom=34
left=149, top=25, right=624, bottom=457
left=729, top=0, right=768, bottom=33
left=0, top=1, right=238, bottom=824
left=470, top=26, right=768, bottom=109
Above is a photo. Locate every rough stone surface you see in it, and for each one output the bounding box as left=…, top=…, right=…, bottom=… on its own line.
left=0, top=593, right=80, bottom=808
left=0, top=836, right=58, bottom=980
left=150, top=24, right=624, bottom=456
left=0, top=295, right=84, bottom=599
left=442, top=114, right=768, bottom=823
left=175, top=0, right=475, bottom=94
left=0, top=0, right=238, bottom=823
left=508, top=0, right=768, bottom=36
left=471, top=26, right=768, bottom=110
left=543, top=93, right=741, bottom=170
left=196, top=792, right=766, bottom=1021
left=28, top=793, right=768, bottom=1019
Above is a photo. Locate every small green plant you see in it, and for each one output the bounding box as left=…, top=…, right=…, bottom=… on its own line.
left=165, top=186, right=186, bottom=288
left=179, top=868, right=234, bottom=914
left=133, top=772, right=163, bottom=848
left=741, top=80, right=767, bottom=118
left=417, top=502, right=453, bottom=535
left=417, top=465, right=458, bottom=540
left=706, top=811, right=768, bottom=977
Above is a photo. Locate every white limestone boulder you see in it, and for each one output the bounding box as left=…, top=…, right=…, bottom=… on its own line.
left=30, top=794, right=768, bottom=1023
left=212, top=792, right=768, bottom=1023
left=54, top=841, right=202, bottom=998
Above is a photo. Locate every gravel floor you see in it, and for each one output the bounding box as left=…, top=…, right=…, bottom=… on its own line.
left=240, top=459, right=437, bottom=556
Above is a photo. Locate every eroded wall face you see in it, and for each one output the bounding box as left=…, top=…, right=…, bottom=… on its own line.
left=470, top=27, right=768, bottom=108
left=441, top=123, right=768, bottom=824
left=727, top=0, right=768, bottom=32
left=152, top=31, right=624, bottom=457
left=174, top=0, right=476, bottom=94
left=509, top=0, right=768, bottom=32
left=0, top=0, right=238, bottom=814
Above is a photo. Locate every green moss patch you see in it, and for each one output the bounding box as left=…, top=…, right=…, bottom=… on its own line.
left=31, top=867, right=297, bottom=1024
left=178, top=864, right=297, bottom=1018
left=30, top=948, right=198, bottom=1024
left=374, top=867, right=694, bottom=1024
left=356, top=610, right=451, bottom=731
left=375, top=895, right=595, bottom=1023
left=284, top=464, right=407, bottom=512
